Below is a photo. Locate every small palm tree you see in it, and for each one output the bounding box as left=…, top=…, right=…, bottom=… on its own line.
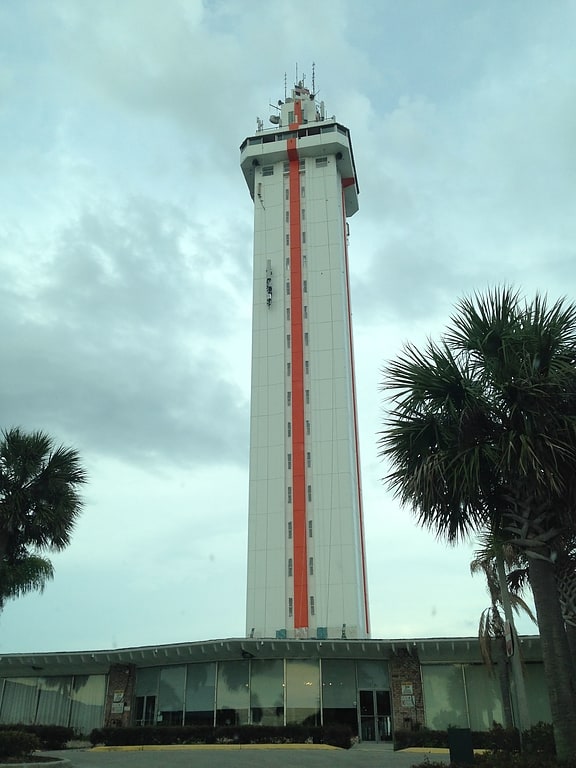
left=471, top=536, right=537, bottom=730
left=0, top=427, right=87, bottom=608
left=380, top=287, right=576, bottom=759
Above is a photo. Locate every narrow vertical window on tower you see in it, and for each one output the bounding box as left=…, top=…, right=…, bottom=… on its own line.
left=286, top=334, right=291, bottom=348
left=288, top=521, right=293, bottom=539
left=287, top=362, right=291, bottom=376
left=306, top=420, right=310, bottom=435
left=287, top=391, right=291, bottom=406
left=305, top=360, right=309, bottom=374
left=310, top=596, right=315, bottom=615
left=305, top=389, right=309, bottom=404
left=303, top=280, right=307, bottom=293
left=304, top=332, right=309, bottom=346
left=286, top=234, right=290, bottom=246
left=287, top=422, right=291, bottom=437
left=304, top=305, right=308, bottom=318
left=287, top=487, right=292, bottom=503
left=286, top=307, right=290, bottom=320
left=307, top=485, right=312, bottom=502
left=287, top=453, right=292, bottom=469
left=288, top=597, right=293, bottom=617
left=308, top=520, right=313, bottom=538
left=286, top=281, right=290, bottom=295
left=301, top=185, right=305, bottom=198
left=288, top=558, right=293, bottom=577
left=306, top=451, right=311, bottom=468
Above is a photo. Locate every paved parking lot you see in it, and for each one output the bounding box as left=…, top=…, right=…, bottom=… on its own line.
left=44, top=744, right=450, bottom=768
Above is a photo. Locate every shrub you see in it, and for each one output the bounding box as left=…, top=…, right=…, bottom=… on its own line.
left=0, top=724, right=73, bottom=750
left=90, top=724, right=325, bottom=747
left=522, top=721, right=555, bottom=755
left=0, top=730, right=41, bottom=759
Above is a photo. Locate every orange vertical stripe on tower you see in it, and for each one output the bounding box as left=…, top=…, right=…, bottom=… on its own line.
left=287, top=137, right=308, bottom=629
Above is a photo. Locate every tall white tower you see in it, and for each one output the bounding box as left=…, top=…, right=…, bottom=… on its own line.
left=241, top=80, right=369, bottom=640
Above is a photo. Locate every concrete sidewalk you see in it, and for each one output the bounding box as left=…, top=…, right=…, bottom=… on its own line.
left=44, top=743, right=451, bottom=768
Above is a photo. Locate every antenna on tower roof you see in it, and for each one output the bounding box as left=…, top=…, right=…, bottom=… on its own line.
left=295, top=62, right=298, bottom=85
left=312, top=61, right=316, bottom=95
left=284, top=72, right=287, bottom=100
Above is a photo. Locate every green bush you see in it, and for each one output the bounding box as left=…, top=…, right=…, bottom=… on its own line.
left=90, top=724, right=345, bottom=747
left=522, top=721, right=555, bottom=755
left=0, top=724, right=73, bottom=750
left=396, top=723, right=521, bottom=752
left=0, top=730, right=41, bottom=759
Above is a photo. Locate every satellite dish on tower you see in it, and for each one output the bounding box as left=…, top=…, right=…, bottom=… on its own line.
left=269, top=115, right=280, bottom=124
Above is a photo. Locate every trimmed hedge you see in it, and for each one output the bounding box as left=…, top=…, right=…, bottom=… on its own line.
left=395, top=722, right=558, bottom=753
left=0, top=730, right=41, bottom=759
left=0, top=724, right=73, bottom=750
left=90, top=723, right=352, bottom=749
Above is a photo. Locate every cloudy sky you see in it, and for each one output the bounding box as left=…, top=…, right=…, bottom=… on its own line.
left=1, top=0, right=574, bottom=653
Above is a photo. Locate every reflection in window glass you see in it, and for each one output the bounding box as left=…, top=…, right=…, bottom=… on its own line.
left=463, top=665, right=503, bottom=730
left=250, top=659, right=284, bottom=725
left=356, top=661, right=389, bottom=690
left=422, top=665, right=468, bottom=729
left=70, top=675, right=106, bottom=734
left=524, top=663, right=551, bottom=725
left=322, top=660, right=358, bottom=731
left=216, top=661, right=249, bottom=726
left=158, top=666, right=185, bottom=726
left=0, top=678, right=38, bottom=724
left=286, top=659, right=320, bottom=725
left=135, top=668, right=160, bottom=697
left=185, top=663, right=216, bottom=726
left=36, top=677, right=71, bottom=726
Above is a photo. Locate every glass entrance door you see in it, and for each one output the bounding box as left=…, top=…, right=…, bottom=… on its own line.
left=359, top=690, right=391, bottom=741
left=135, top=695, right=156, bottom=726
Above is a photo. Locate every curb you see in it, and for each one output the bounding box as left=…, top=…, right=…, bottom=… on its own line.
left=92, top=744, right=339, bottom=752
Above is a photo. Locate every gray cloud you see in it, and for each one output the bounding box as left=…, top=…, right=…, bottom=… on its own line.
left=0, top=197, right=251, bottom=467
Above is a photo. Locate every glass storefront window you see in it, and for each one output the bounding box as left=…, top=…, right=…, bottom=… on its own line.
left=356, top=661, right=389, bottom=690
left=0, top=678, right=38, bottom=723
left=158, top=666, right=185, bottom=726
left=216, top=661, right=249, bottom=726
left=69, top=675, right=106, bottom=735
left=134, top=668, right=159, bottom=726
left=464, top=664, right=504, bottom=730
left=286, top=659, right=320, bottom=726
left=524, top=663, right=552, bottom=725
left=185, top=663, right=216, bottom=726
left=250, top=659, right=284, bottom=725
left=36, top=677, right=71, bottom=726
left=321, top=659, right=357, bottom=731
left=422, top=664, right=468, bottom=729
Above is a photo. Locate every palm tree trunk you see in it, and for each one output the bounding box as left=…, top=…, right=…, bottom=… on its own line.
left=495, top=551, right=530, bottom=736
left=566, top=622, right=576, bottom=669
left=493, top=637, right=514, bottom=729
left=528, top=554, right=576, bottom=760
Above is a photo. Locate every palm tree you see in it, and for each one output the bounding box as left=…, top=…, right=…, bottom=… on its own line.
left=0, top=427, right=87, bottom=608
left=470, top=535, right=537, bottom=732
left=380, top=287, right=576, bottom=759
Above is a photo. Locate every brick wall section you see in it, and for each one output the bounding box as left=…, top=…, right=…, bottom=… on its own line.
left=104, top=663, right=136, bottom=727
left=389, top=649, right=425, bottom=731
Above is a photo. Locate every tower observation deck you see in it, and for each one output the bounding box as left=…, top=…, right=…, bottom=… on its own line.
left=241, top=80, right=370, bottom=640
